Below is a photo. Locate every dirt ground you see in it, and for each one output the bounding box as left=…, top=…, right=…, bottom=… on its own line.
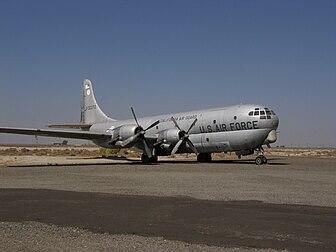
left=0, top=154, right=335, bottom=251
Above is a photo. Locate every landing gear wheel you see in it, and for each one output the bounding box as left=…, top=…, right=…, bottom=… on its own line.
left=197, top=153, right=212, bottom=162
left=255, top=155, right=264, bottom=165
left=141, top=154, right=158, bottom=164
left=149, top=155, right=158, bottom=163
left=255, top=146, right=268, bottom=165
left=255, top=155, right=267, bottom=165
left=141, top=154, right=150, bottom=164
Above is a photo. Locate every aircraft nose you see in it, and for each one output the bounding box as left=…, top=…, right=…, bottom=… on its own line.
left=265, top=129, right=277, bottom=144
left=272, top=115, right=279, bottom=129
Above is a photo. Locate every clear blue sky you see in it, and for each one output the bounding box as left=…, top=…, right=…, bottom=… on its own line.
left=0, top=0, right=335, bottom=147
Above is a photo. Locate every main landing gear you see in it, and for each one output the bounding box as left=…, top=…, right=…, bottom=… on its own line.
left=141, top=154, right=158, bottom=164
left=197, top=153, right=212, bottom=162
left=255, top=147, right=267, bottom=165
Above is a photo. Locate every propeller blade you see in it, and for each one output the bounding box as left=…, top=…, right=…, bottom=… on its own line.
left=120, top=132, right=141, bottom=147
left=142, top=138, right=152, bottom=158
left=145, top=120, right=160, bottom=131
left=153, top=139, right=164, bottom=147
left=171, top=139, right=183, bottom=155
left=131, top=107, right=140, bottom=127
left=170, top=116, right=198, bottom=155
left=186, top=118, right=198, bottom=134
left=186, top=138, right=198, bottom=154
left=108, top=136, right=120, bottom=145
left=171, top=117, right=182, bottom=131
left=128, top=107, right=158, bottom=159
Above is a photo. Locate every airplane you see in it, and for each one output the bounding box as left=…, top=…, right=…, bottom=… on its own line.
left=0, top=79, right=279, bottom=165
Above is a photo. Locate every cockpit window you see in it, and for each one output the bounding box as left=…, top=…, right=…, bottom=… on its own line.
left=251, top=108, right=274, bottom=117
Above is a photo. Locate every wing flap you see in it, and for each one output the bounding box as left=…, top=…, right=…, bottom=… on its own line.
left=48, top=124, right=92, bottom=130
left=0, top=127, right=111, bottom=140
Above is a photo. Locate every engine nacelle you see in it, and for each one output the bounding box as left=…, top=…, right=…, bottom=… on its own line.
left=157, top=128, right=180, bottom=144
left=112, top=124, right=138, bottom=141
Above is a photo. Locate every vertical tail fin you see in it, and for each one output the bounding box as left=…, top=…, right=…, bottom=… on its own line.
left=80, top=79, right=116, bottom=124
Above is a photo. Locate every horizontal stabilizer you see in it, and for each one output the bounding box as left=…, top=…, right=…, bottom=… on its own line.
left=0, top=127, right=111, bottom=140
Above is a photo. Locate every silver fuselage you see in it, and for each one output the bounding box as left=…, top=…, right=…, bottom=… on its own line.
left=91, top=104, right=279, bottom=155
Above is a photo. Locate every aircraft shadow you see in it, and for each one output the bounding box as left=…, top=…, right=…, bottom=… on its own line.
left=8, top=156, right=289, bottom=167
left=156, top=157, right=290, bottom=166
left=73, top=156, right=136, bottom=162
left=212, top=158, right=289, bottom=165
left=8, top=156, right=142, bottom=168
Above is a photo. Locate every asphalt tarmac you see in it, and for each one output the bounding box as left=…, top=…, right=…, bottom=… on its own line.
left=0, top=156, right=335, bottom=251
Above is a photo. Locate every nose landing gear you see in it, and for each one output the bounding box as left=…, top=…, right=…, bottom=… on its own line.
left=255, top=155, right=267, bottom=165
left=255, top=147, right=268, bottom=165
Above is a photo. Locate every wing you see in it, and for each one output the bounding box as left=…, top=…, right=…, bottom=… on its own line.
left=0, top=127, right=111, bottom=140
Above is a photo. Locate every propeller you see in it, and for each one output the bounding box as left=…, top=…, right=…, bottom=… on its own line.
left=170, top=117, right=198, bottom=155
left=120, top=107, right=159, bottom=158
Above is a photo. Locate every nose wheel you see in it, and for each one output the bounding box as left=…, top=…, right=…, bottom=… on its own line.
left=255, top=147, right=268, bottom=165
left=255, top=155, right=267, bottom=165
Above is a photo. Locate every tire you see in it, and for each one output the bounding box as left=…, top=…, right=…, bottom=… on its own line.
left=255, top=156, right=263, bottom=165
left=197, top=153, right=212, bottom=162
left=150, top=155, right=158, bottom=163
left=141, top=154, right=150, bottom=164
left=206, top=153, right=212, bottom=162
left=142, top=154, right=158, bottom=164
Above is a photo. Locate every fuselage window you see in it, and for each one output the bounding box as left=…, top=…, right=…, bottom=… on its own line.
left=254, top=111, right=259, bottom=116
left=206, top=138, right=209, bottom=142
left=234, top=116, right=237, bottom=120
left=266, top=111, right=271, bottom=115
left=248, top=111, right=253, bottom=116
left=267, top=115, right=271, bottom=119
left=213, top=120, right=216, bottom=124
left=260, top=116, right=266, bottom=119
left=271, top=110, right=276, bottom=115
left=260, top=111, right=265, bottom=115
left=255, top=108, right=259, bottom=110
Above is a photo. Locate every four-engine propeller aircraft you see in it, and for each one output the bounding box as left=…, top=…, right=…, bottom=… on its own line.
left=0, top=79, right=279, bottom=164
